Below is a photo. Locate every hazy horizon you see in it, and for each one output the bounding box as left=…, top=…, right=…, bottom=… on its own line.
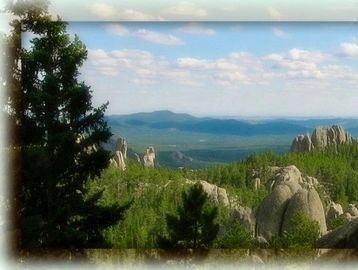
left=105, top=109, right=358, bottom=121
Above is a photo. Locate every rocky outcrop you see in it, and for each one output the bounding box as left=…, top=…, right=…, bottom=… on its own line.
left=348, top=204, right=358, bottom=217
left=326, top=201, right=344, bottom=221
left=255, top=165, right=327, bottom=240
left=269, top=165, right=304, bottom=192
left=110, top=137, right=128, bottom=170
left=251, top=178, right=261, bottom=191
left=291, top=133, right=313, bottom=152
left=143, top=146, right=156, bottom=168
left=199, top=180, right=230, bottom=206
left=291, top=125, right=355, bottom=152
left=114, top=150, right=126, bottom=171
left=184, top=179, right=230, bottom=207
left=231, top=206, right=255, bottom=233
left=134, top=153, right=141, bottom=163
left=116, top=138, right=128, bottom=159
left=282, top=186, right=327, bottom=234
left=316, top=218, right=358, bottom=248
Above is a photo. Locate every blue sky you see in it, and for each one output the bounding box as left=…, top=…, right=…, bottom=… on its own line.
left=66, top=22, right=358, bottom=118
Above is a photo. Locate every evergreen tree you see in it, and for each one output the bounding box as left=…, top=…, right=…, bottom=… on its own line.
left=5, top=0, right=129, bottom=248
left=158, top=183, right=219, bottom=249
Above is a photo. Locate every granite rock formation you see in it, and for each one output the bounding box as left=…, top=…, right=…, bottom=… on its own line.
left=116, top=137, right=128, bottom=159
left=110, top=137, right=128, bottom=170
left=255, top=165, right=327, bottom=240
left=134, top=153, right=141, bottom=163
left=291, top=125, right=355, bottom=152
left=199, top=180, right=230, bottom=206
left=326, top=201, right=344, bottom=221
left=316, top=218, right=358, bottom=248
left=348, top=204, right=358, bottom=217
left=143, top=146, right=156, bottom=168
left=281, top=186, right=327, bottom=234
left=114, top=150, right=126, bottom=171
left=231, top=206, right=255, bottom=233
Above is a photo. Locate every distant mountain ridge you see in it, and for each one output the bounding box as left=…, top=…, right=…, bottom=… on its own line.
left=105, top=111, right=358, bottom=168
left=106, top=110, right=315, bottom=136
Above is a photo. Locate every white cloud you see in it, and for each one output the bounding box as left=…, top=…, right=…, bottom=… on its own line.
left=88, top=3, right=116, bottom=19
left=217, top=71, right=247, bottom=82
left=178, top=23, right=215, bottom=35
left=85, top=49, right=121, bottom=76
left=176, top=53, right=263, bottom=86
left=268, top=7, right=282, bottom=19
left=287, top=70, right=324, bottom=80
left=104, top=25, right=183, bottom=46
left=86, top=49, right=143, bottom=77
left=291, top=49, right=324, bottom=61
left=134, top=29, right=184, bottom=46
left=84, top=46, right=358, bottom=92
left=105, top=24, right=129, bottom=36
left=216, top=60, right=239, bottom=70
left=121, top=9, right=164, bottom=21
left=176, top=58, right=213, bottom=69
left=339, top=42, right=358, bottom=57
left=264, top=48, right=358, bottom=82
left=164, top=1, right=208, bottom=17
left=272, top=27, right=285, bottom=37
left=88, top=3, right=163, bottom=21
left=265, top=49, right=324, bottom=79
left=85, top=48, right=195, bottom=86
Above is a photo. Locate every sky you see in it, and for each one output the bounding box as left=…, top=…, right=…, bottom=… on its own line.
left=2, top=0, right=358, bottom=118
left=65, top=22, right=358, bottom=118
left=50, top=0, right=358, bottom=21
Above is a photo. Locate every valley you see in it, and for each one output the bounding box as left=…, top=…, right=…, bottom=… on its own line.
left=106, top=110, right=358, bottom=168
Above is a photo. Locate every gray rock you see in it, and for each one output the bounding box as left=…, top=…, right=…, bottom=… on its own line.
left=269, top=165, right=303, bottom=193
left=316, top=218, right=358, bottom=248
left=256, top=184, right=296, bottom=239
left=116, top=137, right=128, bottom=159
left=326, top=201, right=344, bottom=221
left=134, top=153, right=141, bottom=163
left=256, top=165, right=327, bottom=240
left=114, top=150, right=126, bottom=171
left=257, top=166, right=304, bottom=240
left=311, top=127, right=329, bottom=149
left=345, top=212, right=353, bottom=222
left=348, top=204, right=358, bottom=217
left=291, top=125, right=355, bottom=153
left=305, top=176, right=319, bottom=187
left=143, top=146, right=156, bottom=168
left=282, top=186, right=327, bottom=235
left=199, top=180, right=230, bottom=206
left=290, top=133, right=313, bottom=152
left=231, top=206, right=255, bottom=233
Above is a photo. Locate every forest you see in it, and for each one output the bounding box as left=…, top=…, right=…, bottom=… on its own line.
left=85, top=143, right=358, bottom=249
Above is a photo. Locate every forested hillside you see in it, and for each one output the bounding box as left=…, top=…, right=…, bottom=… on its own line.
left=89, top=142, right=358, bottom=249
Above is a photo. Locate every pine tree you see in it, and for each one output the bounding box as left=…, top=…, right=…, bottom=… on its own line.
left=5, top=0, right=129, bottom=248
left=158, top=183, right=219, bottom=249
